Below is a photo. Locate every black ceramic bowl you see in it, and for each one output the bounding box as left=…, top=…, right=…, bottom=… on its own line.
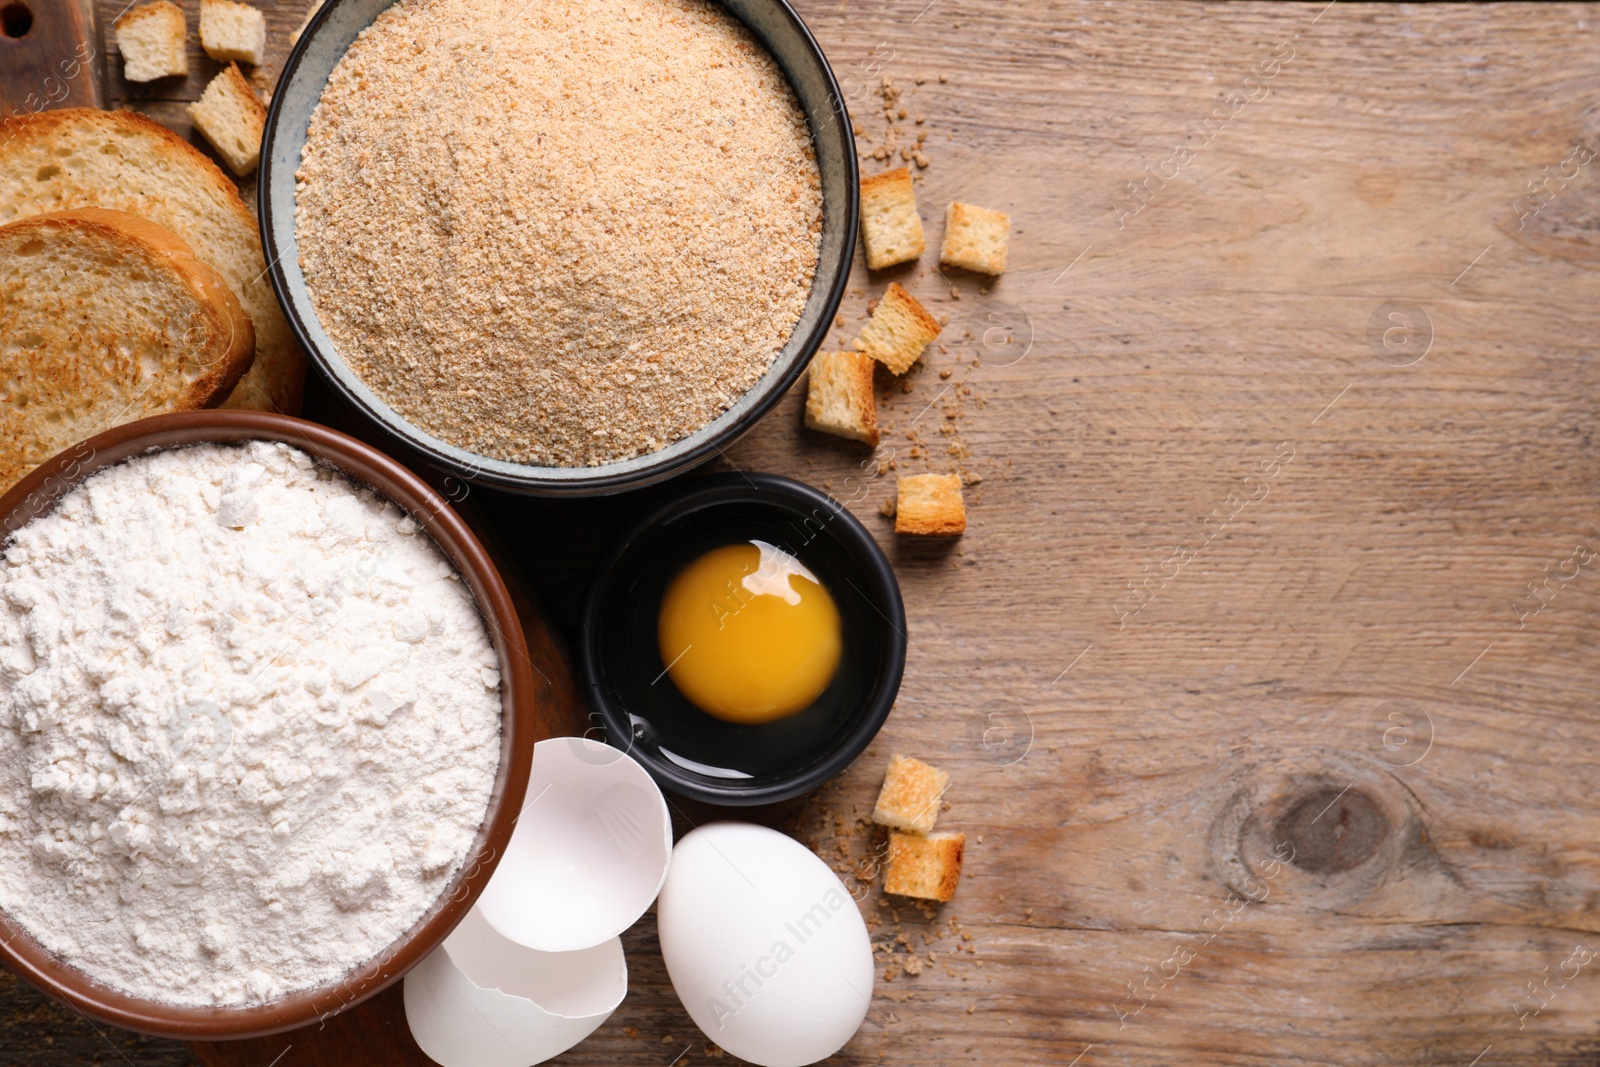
left=579, top=474, right=905, bottom=805
left=260, top=0, right=857, bottom=496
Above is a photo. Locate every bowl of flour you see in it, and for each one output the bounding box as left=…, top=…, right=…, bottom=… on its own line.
left=0, top=411, right=540, bottom=1038
left=260, top=0, right=857, bottom=496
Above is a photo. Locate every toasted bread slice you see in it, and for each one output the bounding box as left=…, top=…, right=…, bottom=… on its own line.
left=0, top=108, right=305, bottom=414
left=872, top=754, right=949, bottom=834
left=853, top=282, right=940, bottom=375
left=895, top=473, right=965, bottom=536
left=940, top=201, right=1010, bottom=275
left=860, top=167, right=923, bottom=270
left=885, top=831, right=965, bottom=902
left=0, top=208, right=255, bottom=492
left=189, top=64, right=266, bottom=177
left=805, top=351, right=879, bottom=445
left=114, top=1, right=187, bottom=82
left=200, top=0, right=267, bottom=65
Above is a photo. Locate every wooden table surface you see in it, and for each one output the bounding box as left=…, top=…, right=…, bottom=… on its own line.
left=7, top=1, right=1600, bottom=1065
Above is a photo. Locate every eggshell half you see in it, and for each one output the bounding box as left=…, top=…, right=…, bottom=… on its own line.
left=657, top=822, right=874, bottom=1067
left=477, top=736, right=672, bottom=952
left=403, top=906, right=626, bottom=1067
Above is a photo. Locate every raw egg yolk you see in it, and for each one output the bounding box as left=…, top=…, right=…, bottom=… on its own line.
left=657, top=541, right=841, bottom=725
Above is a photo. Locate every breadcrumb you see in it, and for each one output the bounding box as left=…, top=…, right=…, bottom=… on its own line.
left=298, top=0, right=822, bottom=467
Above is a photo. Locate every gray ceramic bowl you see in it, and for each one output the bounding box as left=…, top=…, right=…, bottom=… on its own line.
left=260, top=0, right=857, bottom=497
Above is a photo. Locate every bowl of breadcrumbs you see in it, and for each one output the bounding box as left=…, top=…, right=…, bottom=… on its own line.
left=262, top=0, right=857, bottom=495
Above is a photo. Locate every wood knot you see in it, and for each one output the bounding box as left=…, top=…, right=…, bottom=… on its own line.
left=1206, top=751, right=1450, bottom=911
left=1273, top=786, right=1389, bottom=874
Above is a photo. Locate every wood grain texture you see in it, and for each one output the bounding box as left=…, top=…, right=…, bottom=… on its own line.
left=7, top=1, right=1600, bottom=1065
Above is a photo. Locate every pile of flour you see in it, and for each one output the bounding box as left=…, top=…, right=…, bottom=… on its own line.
left=0, top=442, right=502, bottom=1006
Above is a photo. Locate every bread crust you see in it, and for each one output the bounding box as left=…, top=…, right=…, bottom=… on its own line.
left=860, top=167, right=924, bottom=270
left=0, top=108, right=306, bottom=414
left=0, top=108, right=236, bottom=206
left=5, top=208, right=256, bottom=403
left=190, top=63, right=267, bottom=176
left=0, top=208, right=256, bottom=490
left=804, top=350, right=879, bottom=445
left=113, top=0, right=180, bottom=27
left=112, top=1, right=187, bottom=82
left=854, top=282, right=941, bottom=375
left=887, top=282, right=942, bottom=335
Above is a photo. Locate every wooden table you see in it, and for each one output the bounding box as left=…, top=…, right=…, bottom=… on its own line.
left=6, top=1, right=1600, bottom=1064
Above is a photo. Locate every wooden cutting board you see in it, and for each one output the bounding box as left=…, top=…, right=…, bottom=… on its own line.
left=0, top=0, right=106, bottom=114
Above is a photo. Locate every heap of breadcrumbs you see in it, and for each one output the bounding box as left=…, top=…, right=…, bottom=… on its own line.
left=297, top=0, right=822, bottom=467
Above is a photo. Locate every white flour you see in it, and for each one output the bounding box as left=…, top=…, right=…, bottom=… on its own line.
left=0, top=442, right=502, bottom=1006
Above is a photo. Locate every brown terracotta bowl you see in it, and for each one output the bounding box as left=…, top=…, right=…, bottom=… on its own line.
left=0, top=411, right=537, bottom=1040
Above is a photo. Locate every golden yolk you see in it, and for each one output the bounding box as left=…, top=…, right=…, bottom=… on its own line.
left=657, top=541, right=842, bottom=725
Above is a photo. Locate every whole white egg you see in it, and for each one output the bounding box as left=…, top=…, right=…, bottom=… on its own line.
left=657, top=822, right=874, bottom=1067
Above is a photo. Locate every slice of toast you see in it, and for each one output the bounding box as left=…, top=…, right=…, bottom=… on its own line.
left=860, top=167, right=923, bottom=270
left=853, top=282, right=941, bottom=375
left=200, top=0, right=267, bottom=65
left=895, top=473, right=965, bottom=536
left=0, top=208, right=255, bottom=493
left=872, top=754, right=949, bottom=834
left=804, top=351, right=879, bottom=445
left=189, top=64, right=266, bottom=177
left=114, top=1, right=187, bottom=82
left=939, top=201, right=1010, bottom=276
left=885, top=831, right=965, bottom=902
left=0, top=108, right=305, bottom=414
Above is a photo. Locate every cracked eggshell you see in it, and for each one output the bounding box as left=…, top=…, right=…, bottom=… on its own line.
left=476, top=736, right=672, bottom=952
left=657, top=822, right=874, bottom=1067
left=403, top=907, right=626, bottom=1067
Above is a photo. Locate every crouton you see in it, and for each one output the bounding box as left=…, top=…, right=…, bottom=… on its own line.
left=872, top=754, right=950, bottom=834
left=200, top=0, right=267, bottom=65
left=188, top=64, right=266, bottom=177
left=854, top=282, right=940, bottom=375
left=895, top=473, right=965, bottom=536
left=860, top=167, right=924, bottom=270
left=940, top=201, right=1010, bottom=275
left=114, top=1, right=187, bottom=83
left=804, top=351, right=879, bottom=446
left=886, top=832, right=965, bottom=902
